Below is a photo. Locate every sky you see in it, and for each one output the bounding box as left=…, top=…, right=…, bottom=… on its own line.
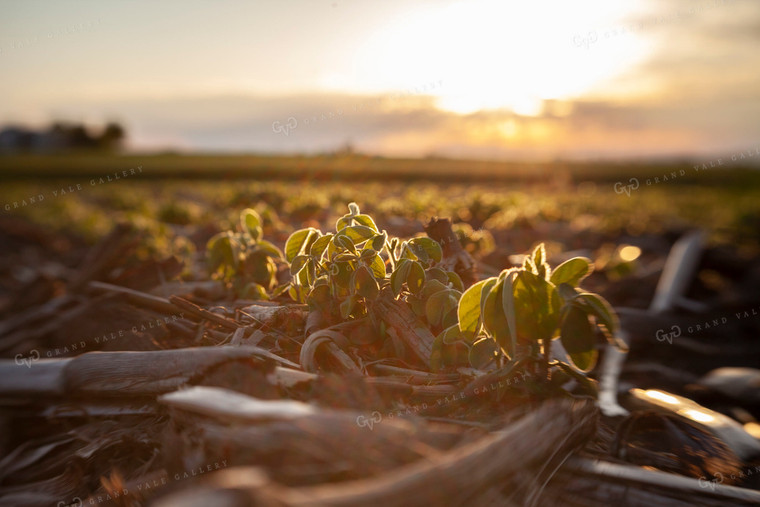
left=0, top=0, right=758, bottom=160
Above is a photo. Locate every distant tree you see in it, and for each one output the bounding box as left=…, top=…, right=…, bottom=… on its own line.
left=0, top=121, right=127, bottom=153
left=69, top=124, right=96, bottom=149
left=99, top=122, right=125, bottom=151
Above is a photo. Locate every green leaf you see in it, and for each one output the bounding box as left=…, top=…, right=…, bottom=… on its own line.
left=332, top=261, right=353, bottom=288
left=333, top=251, right=356, bottom=262
left=353, top=264, right=379, bottom=299
left=408, top=295, right=426, bottom=317
left=421, top=278, right=449, bottom=299
left=271, top=283, right=290, bottom=299
left=532, top=243, right=546, bottom=267
left=240, top=208, right=263, bottom=241
left=254, top=239, right=284, bottom=260
left=481, top=272, right=522, bottom=358
left=430, top=328, right=446, bottom=372
left=353, top=213, right=378, bottom=232
left=341, top=225, right=376, bottom=245
left=577, top=292, right=619, bottom=337
left=241, top=282, right=268, bottom=300
left=438, top=323, right=475, bottom=345
left=440, top=324, right=462, bottom=344
left=532, top=243, right=550, bottom=280
left=207, top=232, right=239, bottom=273
left=577, top=292, right=624, bottom=350
left=285, top=228, right=318, bottom=263
left=447, top=271, right=464, bottom=292
left=245, top=250, right=276, bottom=286
left=550, top=257, right=593, bottom=287
left=554, top=361, right=599, bottom=395
left=290, top=254, right=310, bottom=275
left=522, top=256, right=537, bottom=275
left=334, top=234, right=356, bottom=253
left=336, top=216, right=352, bottom=232
left=479, top=278, right=497, bottom=316
left=568, top=349, right=597, bottom=372
left=340, top=294, right=359, bottom=319
left=425, top=293, right=445, bottom=327
left=369, top=253, right=386, bottom=280
left=513, top=270, right=559, bottom=344
left=298, top=264, right=310, bottom=285
left=425, top=267, right=449, bottom=284
left=556, top=282, right=579, bottom=303
left=559, top=304, right=598, bottom=372
left=469, top=338, right=499, bottom=369
left=348, top=202, right=360, bottom=215
left=407, top=237, right=443, bottom=265
left=441, top=306, right=459, bottom=328
left=407, top=261, right=426, bottom=296
left=371, top=231, right=387, bottom=251
left=310, top=233, right=333, bottom=259
left=359, top=248, right=377, bottom=262
left=306, top=258, right=316, bottom=285
left=390, top=259, right=411, bottom=296
left=457, top=278, right=494, bottom=335
left=426, top=289, right=460, bottom=327
left=483, top=281, right=510, bottom=354
left=501, top=271, right=518, bottom=356
left=307, top=282, right=331, bottom=309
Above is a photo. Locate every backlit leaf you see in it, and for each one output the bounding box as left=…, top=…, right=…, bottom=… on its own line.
left=340, top=294, right=359, bottom=319
left=483, top=281, right=511, bottom=356
left=532, top=243, right=550, bottom=280
left=425, top=267, right=449, bottom=284
left=457, top=278, right=494, bottom=335
left=407, top=237, right=443, bottom=265
left=371, top=231, right=387, bottom=251
left=254, top=239, right=283, bottom=259
left=290, top=254, right=309, bottom=275
left=559, top=304, right=597, bottom=372
left=447, top=271, right=465, bottom=292
left=353, top=213, right=378, bottom=232
left=241, top=282, right=268, bottom=300
left=207, top=232, right=239, bottom=273
left=550, top=257, right=593, bottom=287
left=240, top=208, right=263, bottom=241
left=469, top=338, right=499, bottom=369
left=407, top=261, right=425, bottom=296
left=426, top=289, right=460, bottom=327
left=390, top=258, right=411, bottom=296
left=353, top=264, right=379, bottom=299
left=310, top=233, right=333, bottom=259
left=513, top=270, right=559, bottom=344
left=341, top=225, right=376, bottom=245
left=577, top=292, right=619, bottom=338
left=368, top=253, right=386, bottom=280
left=285, top=228, right=318, bottom=263
left=421, top=279, right=449, bottom=299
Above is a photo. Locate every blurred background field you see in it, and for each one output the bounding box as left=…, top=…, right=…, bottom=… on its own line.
left=2, top=154, right=760, bottom=303
left=2, top=155, right=759, bottom=239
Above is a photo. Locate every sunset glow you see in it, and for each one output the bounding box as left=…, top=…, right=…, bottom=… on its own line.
left=0, top=0, right=758, bottom=159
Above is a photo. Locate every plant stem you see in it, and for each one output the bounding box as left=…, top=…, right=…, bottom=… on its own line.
left=541, top=338, right=551, bottom=381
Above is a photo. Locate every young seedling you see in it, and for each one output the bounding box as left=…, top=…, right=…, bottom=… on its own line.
left=436, top=243, right=625, bottom=377
left=284, top=203, right=388, bottom=319
left=206, top=208, right=284, bottom=298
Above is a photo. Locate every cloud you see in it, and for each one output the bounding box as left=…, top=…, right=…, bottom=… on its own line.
left=18, top=0, right=760, bottom=160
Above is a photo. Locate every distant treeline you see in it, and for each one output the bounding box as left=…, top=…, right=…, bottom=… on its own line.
left=0, top=122, right=125, bottom=153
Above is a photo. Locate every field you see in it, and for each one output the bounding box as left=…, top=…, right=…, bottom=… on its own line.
left=2, top=154, right=760, bottom=257
left=2, top=154, right=760, bottom=505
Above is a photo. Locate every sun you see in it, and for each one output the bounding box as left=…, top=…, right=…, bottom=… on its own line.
left=347, top=0, right=652, bottom=116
